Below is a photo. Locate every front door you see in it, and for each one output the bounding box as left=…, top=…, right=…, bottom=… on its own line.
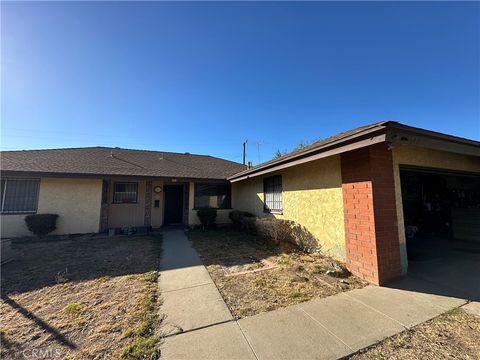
left=164, top=185, right=184, bottom=225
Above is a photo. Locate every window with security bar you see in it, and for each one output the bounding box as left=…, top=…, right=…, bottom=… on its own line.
left=113, top=182, right=138, bottom=203
left=263, top=175, right=282, bottom=213
left=1, top=178, right=40, bottom=213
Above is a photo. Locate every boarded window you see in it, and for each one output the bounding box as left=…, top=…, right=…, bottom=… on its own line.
left=264, top=175, right=282, bottom=213
left=194, top=183, right=231, bottom=209
left=1, top=179, right=40, bottom=213
left=113, top=182, right=138, bottom=203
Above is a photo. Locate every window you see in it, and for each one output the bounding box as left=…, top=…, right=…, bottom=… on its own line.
left=1, top=179, right=40, bottom=214
left=264, top=175, right=282, bottom=213
left=113, top=182, right=138, bottom=203
left=194, top=183, right=231, bottom=209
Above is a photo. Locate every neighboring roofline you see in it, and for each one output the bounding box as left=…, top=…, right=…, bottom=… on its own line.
left=0, top=170, right=232, bottom=182
left=228, top=121, right=480, bottom=182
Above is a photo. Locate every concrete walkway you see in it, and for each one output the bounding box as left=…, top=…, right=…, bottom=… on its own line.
left=159, top=228, right=233, bottom=335
left=159, top=230, right=468, bottom=360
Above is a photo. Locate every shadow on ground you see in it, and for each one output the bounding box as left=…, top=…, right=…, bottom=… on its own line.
left=388, top=237, right=480, bottom=302
left=1, top=234, right=162, bottom=295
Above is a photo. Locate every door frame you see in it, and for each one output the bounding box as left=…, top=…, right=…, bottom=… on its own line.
left=163, top=183, right=186, bottom=225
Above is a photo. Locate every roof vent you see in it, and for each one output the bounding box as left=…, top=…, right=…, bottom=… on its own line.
left=158, top=153, right=164, bottom=160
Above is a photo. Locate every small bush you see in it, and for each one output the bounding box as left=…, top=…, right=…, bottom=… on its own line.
left=197, top=208, right=217, bottom=229
left=25, top=213, right=59, bottom=236
left=229, top=210, right=255, bottom=229
left=255, top=218, right=320, bottom=253
left=256, top=217, right=292, bottom=244
left=143, top=271, right=159, bottom=283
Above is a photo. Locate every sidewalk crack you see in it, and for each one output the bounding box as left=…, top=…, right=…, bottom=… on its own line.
left=161, top=282, right=213, bottom=293
left=236, top=321, right=259, bottom=360
left=343, top=291, right=409, bottom=330
left=299, top=307, right=354, bottom=352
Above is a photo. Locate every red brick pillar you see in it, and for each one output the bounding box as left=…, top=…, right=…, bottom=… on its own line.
left=341, top=143, right=402, bottom=285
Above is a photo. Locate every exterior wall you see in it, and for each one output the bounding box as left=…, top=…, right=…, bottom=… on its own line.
left=188, top=182, right=232, bottom=226
left=392, top=145, right=480, bottom=273
left=37, top=178, right=103, bottom=235
left=1, top=177, right=103, bottom=237
left=108, top=180, right=146, bottom=228
left=1, top=177, right=104, bottom=238
left=341, top=144, right=402, bottom=285
left=1, top=214, right=31, bottom=238
left=232, top=156, right=346, bottom=259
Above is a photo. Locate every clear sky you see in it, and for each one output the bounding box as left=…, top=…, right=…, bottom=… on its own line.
left=1, top=1, right=479, bottom=164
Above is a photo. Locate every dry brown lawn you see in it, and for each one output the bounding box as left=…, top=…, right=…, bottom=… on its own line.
left=350, top=308, right=480, bottom=360
left=1, top=234, right=162, bottom=360
left=189, top=228, right=367, bottom=319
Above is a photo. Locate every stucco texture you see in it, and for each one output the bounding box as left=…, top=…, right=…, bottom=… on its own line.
left=37, top=178, right=103, bottom=235
left=392, top=145, right=480, bottom=273
left=1, top=178, right=103, bottom=237
left=1, top=214, right=29, bottom=238
left=233, top=155, right=346, bottom=259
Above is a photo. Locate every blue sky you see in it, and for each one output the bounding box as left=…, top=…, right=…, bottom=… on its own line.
left=2, top=1, right=479, bottom=164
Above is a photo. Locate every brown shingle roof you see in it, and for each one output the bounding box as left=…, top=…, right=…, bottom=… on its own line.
left=1, top=147, right=246, bottom=180
left=229, top=120, right=480, bottom=181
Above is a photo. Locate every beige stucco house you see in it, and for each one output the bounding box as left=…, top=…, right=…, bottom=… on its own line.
left=1, top=121, right=479, bottom=285
left=1, top=148, right=245, bottom=238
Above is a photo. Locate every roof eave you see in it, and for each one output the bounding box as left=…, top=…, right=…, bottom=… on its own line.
left=229, top=124, right=389, bottom=182
left=0, top=170, right=232, bottom=182
left=229, top=122, right=480, bottom=182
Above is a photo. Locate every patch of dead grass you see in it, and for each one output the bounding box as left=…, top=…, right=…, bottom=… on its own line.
left=350, top=308, right=480, bottom=359
left=0, top=235, right=162, bottom=359
left=189, top=228, right=367, bottom=318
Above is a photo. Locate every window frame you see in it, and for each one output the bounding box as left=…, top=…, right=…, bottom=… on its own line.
left=112, top=182, right=139, bottom=204
left=1, top=178, right=40, bottom=214
left=193, top=182, right=232, bottom=210
left=263, top=175, right=283, bottom=214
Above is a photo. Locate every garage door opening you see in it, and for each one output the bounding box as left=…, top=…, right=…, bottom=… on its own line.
left=399, top=166, right=480, bottom=298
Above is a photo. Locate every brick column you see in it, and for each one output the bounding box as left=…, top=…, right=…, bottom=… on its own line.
left=144, top=181, right=152, bottom=226
left=341, top=143, right=402, bottom=285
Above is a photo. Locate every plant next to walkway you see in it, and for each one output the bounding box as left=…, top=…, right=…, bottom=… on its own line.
left=196, top=208, right=217, bottom=229
left=189, top=228, right=366, bottom=318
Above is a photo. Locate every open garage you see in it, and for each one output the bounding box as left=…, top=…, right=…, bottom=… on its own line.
left=399, top=166, right=480, bottom=298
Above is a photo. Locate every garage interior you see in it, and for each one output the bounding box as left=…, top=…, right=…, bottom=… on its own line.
left=399, top=167, right=480, bottom=298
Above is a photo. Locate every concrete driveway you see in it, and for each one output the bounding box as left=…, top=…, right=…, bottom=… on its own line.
left=400, top=237, right=480, bottom=300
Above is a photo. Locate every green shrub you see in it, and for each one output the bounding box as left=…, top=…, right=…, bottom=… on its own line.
left=229, top=210, right=255, bottom=229
left=25, top=214, right=59, bottom=236
left=196, top=208, right=217, bottom=229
